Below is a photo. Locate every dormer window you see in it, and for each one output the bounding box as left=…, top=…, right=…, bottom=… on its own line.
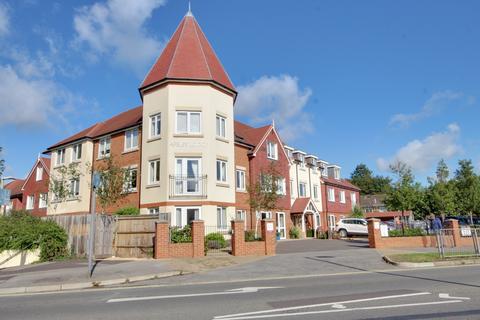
left=298, top=154, right=305, bottom=168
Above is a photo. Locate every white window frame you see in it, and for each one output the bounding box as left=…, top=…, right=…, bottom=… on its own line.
left=290, top=180, right=294, bottom=198
left=216, top=159, right=227, bottom=183
left=149, top=113, right=161, bottom=138
left=175, top=206, right=201, bottom=227
left=175, top=111, right=202, bottom=134
left=124, top=167, right=138, bottom=193
left=70, top=178, right=80, bottom=198
left=328, top=188, right=335, bottom=202
left=36, top=167, right=43, bottom=181
left=261, top=211, right=272, bottom=220
left=56, top=148, right=65, bottom=166
left=276, top=177, right=286, bottom=195
left=98, top=137, right=111, bottom=158
left=351, top=192, right=357, bottom=207
left=72, top=144, right=82, bottom=161
left=216, top=114, right=226, bottom=138
left=149, top=207, right=160, bottom=215
left=217, top=207, right=228, bottom=229
left=340, top=190, right=346, bottom=203
left=299, top=182, right=307, bottom=197
left=313, top=185, right=319, bottom=200
left=236, top=169, right=246, bottom=191
left=39, top=193, right=48, bottom=208
left=148, top=159, right=160, bottom=185
left=175, top=157, right=202, bottom=195
left=267, top=142, right=278, bottom=160
left=298, top=154, right=305, bottom=168
left=26, top=195, right=35, bottom=210
left=124, top=128, right=139, bottom=151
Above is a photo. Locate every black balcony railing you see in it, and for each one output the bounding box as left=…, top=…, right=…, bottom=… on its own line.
left=169, top=175, right=207, bottom=199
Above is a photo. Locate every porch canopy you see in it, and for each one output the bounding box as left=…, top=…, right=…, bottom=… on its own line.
left=291, top=198, right=321, bottom=237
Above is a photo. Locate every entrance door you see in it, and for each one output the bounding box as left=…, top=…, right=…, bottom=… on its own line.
left=328, top=215, right=336, bottom=231
left=175, top=158, right=201, bottom=195
left=277, top=212, right=286, bottom=239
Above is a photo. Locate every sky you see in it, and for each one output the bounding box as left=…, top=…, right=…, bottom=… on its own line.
left=0, top=0, right=479, bottom=184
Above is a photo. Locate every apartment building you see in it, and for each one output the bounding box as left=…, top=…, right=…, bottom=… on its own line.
left=42, top=11, right=360, bottom=238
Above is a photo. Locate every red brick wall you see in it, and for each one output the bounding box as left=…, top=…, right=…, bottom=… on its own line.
left=234, top=144, right=252, bottom=228
left=322, top=182, right=360, bottom=220
left=154, top=220, right=205, bottom=259
left=231, top=220, right=276, bottom=256
left=22, top=160, right=49, bottom=217
left=93, top=128, right=141, bottom=214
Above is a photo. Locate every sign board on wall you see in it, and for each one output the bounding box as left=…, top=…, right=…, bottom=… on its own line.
left=267, top=222, right=274, bottom=232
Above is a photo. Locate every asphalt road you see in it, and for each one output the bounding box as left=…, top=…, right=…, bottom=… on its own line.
left=1, top=264, right=479, bottom=320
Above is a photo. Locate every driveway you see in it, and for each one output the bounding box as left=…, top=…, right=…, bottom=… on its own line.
left=276, top=238, right=369, bottom=254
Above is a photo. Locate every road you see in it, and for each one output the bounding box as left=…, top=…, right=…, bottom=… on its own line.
left=1, top=264, right=479, bottom=320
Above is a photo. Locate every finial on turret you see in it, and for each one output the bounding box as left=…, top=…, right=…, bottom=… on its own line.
left=272, top=119, right=275, bottom=129
left=186, top=1, right=193, bottom=17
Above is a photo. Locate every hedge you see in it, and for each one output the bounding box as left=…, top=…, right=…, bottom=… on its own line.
left=0, top=211, right=68, bottom=261
left=170, top=225, right=192, bottom=243
left=389, top=227, right=426, bottom=237
left=205, top=232, right=227, bottom=249
left=114, top=207, right=140, bottom=216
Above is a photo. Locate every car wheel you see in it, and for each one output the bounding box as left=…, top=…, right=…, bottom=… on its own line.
left=338, top=229, right=348, bottom=238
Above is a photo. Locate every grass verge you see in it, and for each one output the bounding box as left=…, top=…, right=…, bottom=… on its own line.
left=389, top=252, right=480, bottom=263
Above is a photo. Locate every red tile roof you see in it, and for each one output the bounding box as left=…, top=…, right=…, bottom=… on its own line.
left=322, top=177, right=360, bottom=191
left=291, top=197, right=311, bottom=214
left=4, top=179, right=24, bottom=197
left=234, top=121, right=271, bottom=147
left=47, top=106, right=142, bottom=150
left=140, top=14, right=235, bottom=94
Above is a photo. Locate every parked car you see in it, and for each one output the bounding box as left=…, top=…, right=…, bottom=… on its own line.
left=335, top=218, right=368, bottom=238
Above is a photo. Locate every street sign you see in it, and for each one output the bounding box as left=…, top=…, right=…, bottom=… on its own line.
left=0, top=188, right=10, bottom=205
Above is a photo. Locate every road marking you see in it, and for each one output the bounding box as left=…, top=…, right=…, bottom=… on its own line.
left=106, top=287, right=282, bottom=303
left=331, top=304, right=346, bottom=309
left=216, top=300, right=463, bottom=320
left=214, top=291, right=431, bottom=319
left=439, top=293, right=470, bottom=300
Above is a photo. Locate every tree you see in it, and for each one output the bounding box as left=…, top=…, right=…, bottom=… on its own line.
left=425, top=160, right=456, bottom=219
left=384, top=162, right=422, bottom=233
left=350, top=205, right=364, bottom=218
left=0, top=146, right=5, bottom=179
left=49, top=163, right=83, bottom=204
left=247, top=162, right=283, bottom=235
left=350, top=163, right=391, bottom=195
left=454, top=159, right=480, bottom=224
left=94, top=156, right=130, bottom=214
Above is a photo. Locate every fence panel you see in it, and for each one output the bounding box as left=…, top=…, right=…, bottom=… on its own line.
left=437, top=227, right=480, bottom=258
left=114, top=214, right=161, bottom=258
left=204, top=225, right=232, bottom=255
left=44, top=214, right=115, bottom=257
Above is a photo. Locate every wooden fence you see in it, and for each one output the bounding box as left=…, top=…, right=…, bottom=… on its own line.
left=113, top=214, right=162, bottom=258
left=44, top=214, right=115, bottom=258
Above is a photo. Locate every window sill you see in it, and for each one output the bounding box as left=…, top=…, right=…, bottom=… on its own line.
left=122, top=148, right=139, bottom=155
left=173, top=133, right=203, bottom=138
left=97, top=155, right=110, bottom=161
left=147, top=136, right=162, bottom=143
left=216, top=182, right=230, bottom=188
left=67, top=197, right=80, bottom=202
left=71, top=159, right=82, bottom=164
left=122, top=189, right=138, bottom=194
left=236, top=189, right=247, bottom=193
left=299, top=168, right=307, bottom=172
left=267, top=157, right=278, bottom=161
left=53, top=164, right=66, bottom=169
left=216, top=137, right=229, bottom=143
left=146, top=184, right=160, bottom=189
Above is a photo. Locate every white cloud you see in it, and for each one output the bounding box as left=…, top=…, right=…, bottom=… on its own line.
left=235, top=75, right=313, bottom=142
left=377, top=123, right=462, bottom=172
left=0, top=2, right=10, bottom=36
left=390, top=90, right=464, bottom=127
left=73, top=0, right=166, bottom=75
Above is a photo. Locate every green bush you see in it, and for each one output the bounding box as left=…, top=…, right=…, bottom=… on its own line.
left=245, top=230, right=261, bottom=242
left=317, top=231, right=328, bottom=239
left=306, top=229, right=314, bottom=238
left=205, top=232, right=227, bottom=249
left=389, top=227, right=426, bottom=237
left=289, top=226, right=301, bottom=239
left=114, top=207, right=140, bottom=216
left=0, top=210, right=68, bottom=261
left=170, top=225, right=192, bottom=243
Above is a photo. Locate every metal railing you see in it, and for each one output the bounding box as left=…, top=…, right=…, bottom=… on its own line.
left=437, top=228, right=480, bottom=258
left=205, top=225, right=232, bottom=255
left=169, top=175, right=207, bottom=199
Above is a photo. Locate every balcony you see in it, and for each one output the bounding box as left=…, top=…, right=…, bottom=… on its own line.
left=169, top=175, right=207, bottom=199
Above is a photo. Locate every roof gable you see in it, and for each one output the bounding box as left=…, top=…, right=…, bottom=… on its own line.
left=21, top=157, right=51, bottom=191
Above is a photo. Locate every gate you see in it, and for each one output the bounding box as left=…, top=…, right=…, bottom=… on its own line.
left=204, top=225, right=232, bottom=255
left=437, top=227, right=480, bottom=258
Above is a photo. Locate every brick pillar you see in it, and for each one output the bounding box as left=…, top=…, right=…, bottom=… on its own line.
left=446, top=219, right=460, bottom=247
left=231, top=220, right=246, bottom=256
left=191, top=220, right=205, bottom=258
left=367, top=218, right=382, bottom=248
left=261, top=219, right=276, bottom=256
left=154, top=222, right=169, bottom=259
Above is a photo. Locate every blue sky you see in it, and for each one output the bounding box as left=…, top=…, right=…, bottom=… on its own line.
left=0, top=0, right=479, bottom=183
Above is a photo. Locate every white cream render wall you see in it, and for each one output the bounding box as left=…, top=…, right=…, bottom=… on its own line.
left=140, top=84, right=236, bottom=226
left=47, top=140, right=93, bottom=215
left=289, top=161, right=324, bottom=212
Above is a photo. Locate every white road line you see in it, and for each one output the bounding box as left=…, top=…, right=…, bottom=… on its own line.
left=106, top=287, right=282, bottom=303
left=217, top=300, right=463, bottom=320
left=439, top=293, right=471, bottom=300
left=214, top=291, right=431, bottom=319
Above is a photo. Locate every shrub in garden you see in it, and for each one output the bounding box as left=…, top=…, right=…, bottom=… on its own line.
left=289, top=226, right=301, bottom=239
left=317, top=231, right=328, bottom=239
left=0, top=210, right=68, bottom=261
left=389, top=227, right=426, bottom=237
left=306, top=229, right=314, bottom=238
left=114, top=207, right=140, bottom=216
left=245, top=230, right=261, bottom=242
left=205, top=232, right=227, bottom=249
left=170, top=225, right=192, bottom=243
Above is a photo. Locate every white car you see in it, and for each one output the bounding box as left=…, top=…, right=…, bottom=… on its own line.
left=335, top=218, right=368, bottom=237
